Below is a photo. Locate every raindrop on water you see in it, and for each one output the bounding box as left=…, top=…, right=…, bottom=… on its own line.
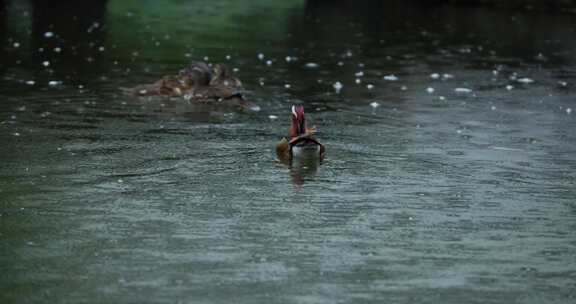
left=383, top=75, right=398, bottom=81
left=454, top=88, right=472, bottom=93
left=333, top=81, right=343, bottom=93
left=517, top=77, right=534, bottom=84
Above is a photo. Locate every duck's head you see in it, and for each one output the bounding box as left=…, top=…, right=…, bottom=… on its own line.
left=180, top=61, right=212, bottom=86
left=211, top=64, right=242, bottom=89
left=290, top=105, right=306, bottom=138
left=213, top=64, right=230, bottom=78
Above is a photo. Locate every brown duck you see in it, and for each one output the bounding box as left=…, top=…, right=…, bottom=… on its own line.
left=276, top=105, right=325, bottom=163
left=122, top=62, right=259, bottom=111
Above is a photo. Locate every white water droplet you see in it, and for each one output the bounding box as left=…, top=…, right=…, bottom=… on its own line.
left=506, top=85, right=514, bottom=90
left=517, top=77, right=534, bottom=84
left=454, top=88, right=472, bottom=93
left=284, top=84, right=291, bottom=89
left=426, top=87, right=435, bottom=94
left=355, top=78, right=361, bottom=84
left=304, top=62, right=318, bottom=69
left=383, top=75, right=398, bottom=81
left=13, top=42, right=20, bottom=48
left=257, top=53, right=264, bottom=60
left=25, top=80, right=35, bottom=85
left=266, top=60, right=273, bottom=66
left=42, top=61, right=50, bottom=67
left=268, top=115, right=278, bottom=120
left=355, top=71, right=364, bottom=77
left=333, top=81, right=343, bottom=93
left=44, top=31, right=54, bottom=38
left=430, top=73, right=440, bottom=79
left=369, top=102, right=380, bottom=108
left=567, top=108, right=572, bottom=115
left=366, top=84, right=374, bottom=90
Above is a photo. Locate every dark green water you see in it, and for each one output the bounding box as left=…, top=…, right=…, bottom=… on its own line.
left=1, top=0, right=576, bottom=303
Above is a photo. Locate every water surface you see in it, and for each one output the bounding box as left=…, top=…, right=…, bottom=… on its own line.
left=1, top=0, right=576, bottom=303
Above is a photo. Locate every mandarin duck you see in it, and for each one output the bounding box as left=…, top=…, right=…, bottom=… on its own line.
left=276, top=105, right=325, bottom=163
left=122, top=61, right=259, bottom=111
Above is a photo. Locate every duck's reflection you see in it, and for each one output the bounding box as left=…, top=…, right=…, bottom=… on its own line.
left=278, top=153, right=322, bottom=187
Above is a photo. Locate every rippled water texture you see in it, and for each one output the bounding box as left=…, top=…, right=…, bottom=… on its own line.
left=1, top=0, right=576, bottom=303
